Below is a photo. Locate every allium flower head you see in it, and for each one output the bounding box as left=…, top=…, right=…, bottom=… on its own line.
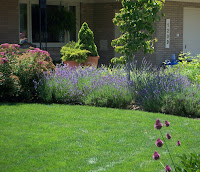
left=155, top=138, right=163, bottom=147
left=153, top=151, right=160, bottom=160
left=165, top=120, right=170, bottom=127
left=165, top=165, right=172, bottom=172
left=166, top=133, right=171, bottom=139
left=177, top=140, right=181, bottom=146
left=154, top=118, right=163, bottom=130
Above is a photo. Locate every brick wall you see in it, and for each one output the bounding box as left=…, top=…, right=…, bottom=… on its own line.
left=81, top=1, right=200, bottom=67
left=0, top=0, right=19, bottom=44
left=154, top=1, right=200, bottom=66
left=81, top=2, right=121, bottom=65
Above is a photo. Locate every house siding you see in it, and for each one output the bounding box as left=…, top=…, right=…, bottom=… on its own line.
left=0, top=0, right=19, bottom=44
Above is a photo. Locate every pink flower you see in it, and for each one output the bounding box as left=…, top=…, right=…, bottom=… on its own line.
left=165, top=120, right=170, bottom=127
left=34, top=48, right=41, bottom=51
left=0, top=52, right=5, bottom=56
left=154, top=118, right=163, bottom=130
left=166, top=133, right=171, bottom=139
left=165, top=165, right=171, bottom=172
left=1, top=57, right=8, bottom=64
left=155, top=138, right=163, bottom=147
left=12, top=44, right=20, bottom=48
left=177, top=140, right=181, bottom=146
left=1, top=43, right=9, bottom=48
left=153, top=151, right=160, bottom=160
left=39, top=61, right=43, bottom=65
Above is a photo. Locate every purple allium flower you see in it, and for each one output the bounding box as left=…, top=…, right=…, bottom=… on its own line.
left=165, top=165, right=172, bottom=172
left=154, top=118, right=163, bottom=130
left=177, top=140, right=181, bottom=146
left=166, top=133, right=171, bottom=139
left=153, top=151, right=160, bottom=160
left=155, top=138, right=163, bottom=147
left=165, top=120, right=170, bottom=127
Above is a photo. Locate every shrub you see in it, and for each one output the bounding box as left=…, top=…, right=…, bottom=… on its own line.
left=0, top=43, right=55, bottom=101
left=166, top=53, right=200, bottom=84
left=35, top=65, right=132, bottom=108
left=0, top=44, right=21, bottom=100
left=0, top=59, right=20, bottom=100
left=60, top=46, right=90, bottom=63
left=130, top=63, right=200, bottom=117
left=15, top=48, right=55, bottom=99
left=75, top=22, right=98, bottom=56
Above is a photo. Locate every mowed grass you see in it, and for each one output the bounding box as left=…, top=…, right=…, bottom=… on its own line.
left=0, top=103, right=199, bottom=172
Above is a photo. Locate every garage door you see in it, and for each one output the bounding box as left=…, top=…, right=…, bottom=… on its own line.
left=183, top=8, right=200, bottom=56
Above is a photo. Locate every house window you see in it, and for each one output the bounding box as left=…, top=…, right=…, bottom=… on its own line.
left=31, top=4, right=65, bottom=43
left=20, top=3, right=28, bottom=44
left=69, top=6, right=76, bottom=42
left=19, top=1, right=79, bottom=46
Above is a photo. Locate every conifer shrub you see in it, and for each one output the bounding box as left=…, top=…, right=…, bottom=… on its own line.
left=75, top=22, right=98, bottom=56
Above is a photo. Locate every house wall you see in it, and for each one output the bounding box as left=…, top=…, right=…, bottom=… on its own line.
left=81, top=2, right=121, bottom=65
left=80, top=1, right=200, bottom=67
left=0, top=0, right=19, bottom=44
left=154, top=1, right=200, bottom=66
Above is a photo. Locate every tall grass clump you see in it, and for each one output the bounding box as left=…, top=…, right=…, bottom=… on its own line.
left=35, top=65, right=132, bottom=108
left=129, top=59, right=200, bottom=117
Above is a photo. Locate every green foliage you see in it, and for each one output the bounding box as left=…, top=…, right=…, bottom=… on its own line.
left=48, top=5, right=76, bottom=33
left=60, top=46, right=90, bottom=63
left=111, top=56, right=126, bottom=65
left=0, top=43, right=55, bottom=101
left=176, top=153, right=200, bottom=172
left=76, top=22, right=98, bottom=56
left=161, top=86, right=200, bottom=117
left=166, top=53, right=200, bottom=83
left=111, top=0, right=164, bottom=61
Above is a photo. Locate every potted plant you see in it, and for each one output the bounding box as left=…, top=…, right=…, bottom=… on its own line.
left=75, top=22, right=99, bottom=67
left=60, top=42, right=90, bottom=68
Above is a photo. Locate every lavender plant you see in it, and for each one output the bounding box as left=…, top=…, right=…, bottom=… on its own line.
left=131, top=66, right=200, bottom=117
left=35, top=65, right=132, bottom=108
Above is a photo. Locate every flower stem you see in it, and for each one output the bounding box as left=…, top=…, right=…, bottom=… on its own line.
left=160, top=130, right=177, bottom=172
left=159, top=161, right=165, bottom=169
left=170, top=127, right=197, bottom=155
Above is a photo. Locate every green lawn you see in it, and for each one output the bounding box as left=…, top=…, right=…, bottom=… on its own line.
left=0, top=103, right=199, bottom=172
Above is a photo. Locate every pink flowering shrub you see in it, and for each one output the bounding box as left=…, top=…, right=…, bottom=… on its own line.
left=16, top=47, right=55, bottom=99
left=0, top=44, right=21, bottom=99
left=0, top=43, right=55, bottom=101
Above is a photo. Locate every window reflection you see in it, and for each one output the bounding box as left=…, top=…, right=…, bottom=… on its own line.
left=20, top=4, right=28, bottom=44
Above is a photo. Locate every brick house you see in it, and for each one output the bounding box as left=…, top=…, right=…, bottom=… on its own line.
left=0, top=0, right=200, bottom=66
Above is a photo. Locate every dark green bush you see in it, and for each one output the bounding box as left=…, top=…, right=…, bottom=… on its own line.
left=75, top=22, right=98, bottom=57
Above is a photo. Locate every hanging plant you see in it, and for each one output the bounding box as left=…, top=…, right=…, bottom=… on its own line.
left=47, top=5, right=76, bottom=34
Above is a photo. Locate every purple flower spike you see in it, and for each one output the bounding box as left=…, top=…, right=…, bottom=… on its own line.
left=156, top=138, right=163, bottom=147
left=153, top=151, right=160, bottom=160
left=154, top=118, right=163, bottom=130
left=165, top=120, right=170, bottom=127
left=166, top=133, right=171, bottom=139
left=165, top=165, right=172, bottom=172
left=177, top=140, right=181, bottom=146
